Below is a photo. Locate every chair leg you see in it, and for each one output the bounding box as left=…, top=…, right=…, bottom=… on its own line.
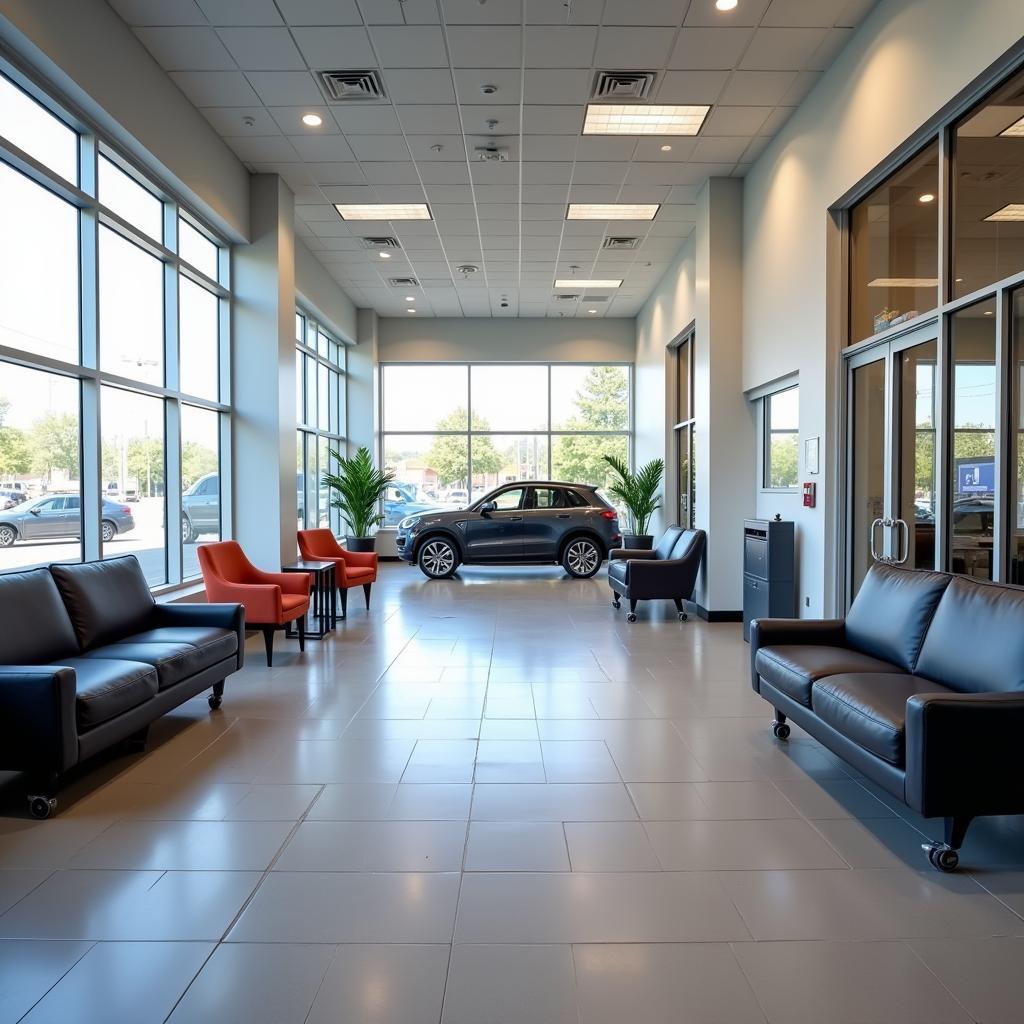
left=209, top=679, right=224, bottom=710
left=339, top=587, right=348, bottom=620
left=924, top=815, right=973, bottom=873
left=672, top=597, right=688, bottom=622
left=363, top=582, right=372, bottom=610
left=611, top=590, right=621, bottom=609
left=297, top=615, right=306, bottom=653
left=262, top=626, right=275, bottom=667
left=627, top=599, right=638, bottom=622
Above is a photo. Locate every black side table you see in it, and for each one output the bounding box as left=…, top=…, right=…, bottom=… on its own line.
left=282, top=560, right=337, bottom=639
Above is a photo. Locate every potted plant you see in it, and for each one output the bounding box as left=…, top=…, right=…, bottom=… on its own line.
left=322, top=446, right=395, bottom=553
left=602, top=454, right=664, bottom=550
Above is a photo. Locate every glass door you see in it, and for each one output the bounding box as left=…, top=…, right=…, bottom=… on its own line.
left=845, top=325, right=940, bottom=604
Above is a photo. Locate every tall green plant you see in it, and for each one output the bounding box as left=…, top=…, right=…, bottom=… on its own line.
left=322, top=446, right=395, bottom=538
left=602, top=454, right=664, bottom=536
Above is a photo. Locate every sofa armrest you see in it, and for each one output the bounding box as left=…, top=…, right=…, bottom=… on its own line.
left=256, top=570, right=311, bottom=596
left=152, top=602, right=245, bottom=670
left=905, top=692, right=1024, bottom=818
left=749, top=618, right=846, bottom=692
left=340, top=549, right=377, bottom=569
left=623, top=556, right=698, bottom=599
left=0, top=666, right=78, bottom=774
left=609, top=548, right=658, bottom=562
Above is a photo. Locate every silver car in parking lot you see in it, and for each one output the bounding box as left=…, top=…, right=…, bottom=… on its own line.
left=0, top=495, right=135, bottom=546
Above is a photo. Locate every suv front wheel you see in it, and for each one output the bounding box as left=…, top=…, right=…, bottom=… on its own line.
left=562, top=537, right=602, bottom=579
left=418, top=537, right=459, bottom=579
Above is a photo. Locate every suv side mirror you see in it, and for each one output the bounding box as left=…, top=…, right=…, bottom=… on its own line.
left=480, top=500, right=497, bottom=516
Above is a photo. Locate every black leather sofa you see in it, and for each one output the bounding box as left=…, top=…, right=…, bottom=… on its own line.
left=0, top=556, right=244, bottom=818
left=751, top=561, right=1024, bottom=871
left=608, top=525, right=706, bottom=622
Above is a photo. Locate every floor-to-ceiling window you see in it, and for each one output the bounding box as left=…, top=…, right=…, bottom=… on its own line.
left=380, top=362, right=631, bottom=527
left=295, top=311, right=347, bottom=534
left=0, top=64, right=230, bottom=587
left=671, top=334, right=695, bottom=528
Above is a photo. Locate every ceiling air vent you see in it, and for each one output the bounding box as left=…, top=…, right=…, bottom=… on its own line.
left=553, top=293, right=580, bottom=302
left=317, top=69, right=386, bottom=102
left=359, top=236, right=401, bottom=250
left=388, top=277, right=419, bottom=287
left=592, top=70, right=657, bottom=102
left=582, top=294, right=610, bottom=302
left=603, top=235, right=641, bottom=250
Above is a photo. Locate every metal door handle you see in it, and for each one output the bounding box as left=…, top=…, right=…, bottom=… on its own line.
left=870, top=518, right=884, bottom=562
left=894, top=518, right=910, bottom=564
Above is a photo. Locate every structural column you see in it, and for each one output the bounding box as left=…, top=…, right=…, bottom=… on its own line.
left=231, top=173, right=297, bottom=569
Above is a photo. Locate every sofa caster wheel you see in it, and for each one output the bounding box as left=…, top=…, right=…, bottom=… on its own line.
left=612, top=599, right=620, bottom=609
left=28, top=796, right=57, bottom=820
left=924, top=843, right=959, bottom=872
left=678, top=612, right=688, bottom=622
left=626, top=612, right=637, bottom=622
left=772, top=721, right=790, bottom=740
left=208, top=693, right=223, bottom=710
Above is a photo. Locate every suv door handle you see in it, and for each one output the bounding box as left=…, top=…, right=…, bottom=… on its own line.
left=556, top=513, right=570, bottom=519
left=508, top=515, right=523, bottom=521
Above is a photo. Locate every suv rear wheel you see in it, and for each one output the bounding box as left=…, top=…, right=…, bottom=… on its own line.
left=101, top=520, right=116, bottom=543
left=418, top=537, right=459, bottom=579
left=0, top=524, right=17, bottom=547
left=562, top=537, right=601, bottom=579
left=182, top=515, right=196, bottom=544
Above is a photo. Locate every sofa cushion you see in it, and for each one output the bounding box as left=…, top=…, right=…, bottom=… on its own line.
left=62, top=657, right=158, bottom=731
left=608, top=559, right=628, bottom=586
left=915, top=576, right=1024, bottom=693
left=654, top=526, right=684, bottom=560
left=121, top=626, right=238, bottom=666
left=0, top=568, right=80, bottom=664
left=670, top=529, right=704, bottom=561
left=755, top=645, right=901, bottom=707
left=50, top=557, right=155, bottom=651
left=844, top=563, right=951, bottom=672
left=81, top=639, right=223, bottom=691
left=812, top=673, right=954, bottom=765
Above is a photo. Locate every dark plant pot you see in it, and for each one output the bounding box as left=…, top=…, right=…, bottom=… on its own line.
left=623, top=534, right=654, bottom=550
left=346, top=536, right=376, bottom=553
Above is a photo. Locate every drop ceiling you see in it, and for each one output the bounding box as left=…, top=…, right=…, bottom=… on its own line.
left=109, top=0, right=878, bottom=318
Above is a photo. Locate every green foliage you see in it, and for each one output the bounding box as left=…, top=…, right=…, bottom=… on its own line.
left=767, top=435, right=799, bottom=488
left=0, top=424, right=32, bottom=477
left=323, top=445, right=395, bottom=537
left=182, top=442, right=218, bottom=490
left=550, top=367, right=629, bottom=485
left=603, top=454, right=664, bottom=536
left=427, top=408, right=501, bottom=485
left=28, top=413, right=79, bottom=478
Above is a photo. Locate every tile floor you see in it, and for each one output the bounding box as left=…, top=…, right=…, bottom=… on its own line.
left=1, top=563, right=1024, bottom=1022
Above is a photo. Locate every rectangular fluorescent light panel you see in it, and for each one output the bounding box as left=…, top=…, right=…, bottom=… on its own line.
left=583, top=103, right=710, bottom=136
left=867, top=278, right=940, bottom=288
left=999, top=116, right=1024, bottom=137
left=984, top=203, right=1024, bottom=222
left=334, top=203, right=431, bottom=220
left=567, top=203, right=660, bottom=220
left=554, top=279, right=622, bottom=289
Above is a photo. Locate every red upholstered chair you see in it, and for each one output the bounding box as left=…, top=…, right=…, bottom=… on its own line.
left=297, top=529, right=378, bottom=619
left=198, top=541, right=311, bottom=667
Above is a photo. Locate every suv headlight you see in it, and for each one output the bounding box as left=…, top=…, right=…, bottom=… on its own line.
left=398, top=515, right=421, bottom=530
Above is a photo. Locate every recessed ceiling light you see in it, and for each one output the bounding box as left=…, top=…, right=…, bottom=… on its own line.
left=716, top=0, right=739, bottom=10
left=583, top=104, right=710, bottom=136
left=866, top=277, right=939, bottom=288
left=660, top=144, right=672, bottom=152
left=301, top=112, right=323, bottom=127
left=984, top=310, right=994, bottom=315
left=554, top=279, right=622, bottom=288
left=918, top=193, right=935, bottom=203
left=587, top=309, right=598, bottom=314
left=567, top=203, right=660, bottom=220
left=955, top=277, right=964, bottom=283
left=405, top=295, right=415, bottom=301
left=1000, top=115, right=1024, bottom=137
left=335, top=203, right=432, bottom=220
left=406, top=308, right=416, bottom=313
left=378, top=251, right=391, bottom=259
left=984, top=203, right=1024, bottom=222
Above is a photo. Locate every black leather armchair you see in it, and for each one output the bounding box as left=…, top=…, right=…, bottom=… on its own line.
left=751, top=562, right=1024, bottom=872
left=0, top=556, right=244, bottom=818
left=608, top=526, right=706, bottom=622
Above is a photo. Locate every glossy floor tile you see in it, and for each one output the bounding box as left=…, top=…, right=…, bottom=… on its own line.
left=2, top=562, right=1023, bottom=1021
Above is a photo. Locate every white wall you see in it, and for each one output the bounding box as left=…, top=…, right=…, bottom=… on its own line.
left=742, top=0, right=1024, bottom=616
left=0, top=0, right=249, bottom=240
left=377, top=317, right=635, bottom=363
left=296, top=240, right=358, bottom=345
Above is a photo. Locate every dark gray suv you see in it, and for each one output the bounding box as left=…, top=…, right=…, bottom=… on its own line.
left=396, top=481, right=621, bottom=580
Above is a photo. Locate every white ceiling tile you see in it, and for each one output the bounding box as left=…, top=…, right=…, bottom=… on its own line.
left=420, top=163, right=472, bottom=184
left=199, top=105, right=281, bottom=136
left=443, top=0, right=521, bottom=22
left=217, top=28, right=306, bottom=70
left=267, top=105, right=340, bottom=135
left=595, top=27, right=674, bottom=67
left=472, top=185, right=518, bottom=203
left=522, top=69, right=591, bottom=106
left=631, top=138, right=698, bottom=160
left=453, top=68, right=522, bottom=104
left=567, top=184, right=621, bottom=202
left=134, top=27, right=235, bottom=70
left=806, top=26, right=856, bottom=70
left=358, top=0, right=440, bottom=24
left=305, top=162, right=368, bottom=184
left=250, top=162, right=318, bottom=188
left=603, top=0, right=686, bottom=25
left=617, top=185, right=671, bottom=203
left=423, top=184, right=474, bottom=202
left=195, top=0, right=283, bottom=25
left=522, top=135, right=578, bottom=161
left=522, top=162, right=574, bottom=184
left=758, top=106, right=797, bottom=134
left=668, top=27, right=756, bottom=70
left=347, top=135, right=413, bottom=161
left=836, top=0, right=878, bottom=26
left=109, top=0, right=206, bottom=25
left=523, top=106, right=585, bottom=134
left=692, top=136, right=750, bottom=163
left=332, top=106, right=403, bottom=133
left=520, top=204, right=564, bottom=219
left=572, top=162, right=630, bottom=185
left=287, top=135, right=357, bottom=161
left=702, top=105, right=772, bottom=135
left=741, top=136, right=773, bottom=163
left=470, top=163, right=518, bottom=184
left=370, top=26, right=450, bottom=67
left=719, top=70, right=798, bottom=105
left=275, top=0, right=362, bottom=25
left=319, top=185, right=375, bottom=202
left=291, top=27, right=375, bottom=68
left=523, top=26, right=598, bottom=68
left=169, top=71, right=261, bottom=106
left=245, top=71, right=323, bottom=105
left=763, top=0, right=852, bottom=27
left=295, top=203, right=342, bottom=221
left=656, top=70, right=730, bottom=104
left=222, top=135, right=301, bottom=162
left=395, top=104, right=463, bottom=132
left=522, top=185, right=571, bottom=203
left=445, top=26, right=522, bottom=69
left=667, top=185, right=699, bottom=203
left=780, top=70, right=822, bottom=105
left=684, top=0, right=770, bottom=26
left=459, top=105, right=521, bottom=134
left=357, top=161, right=421, bottom=183
left=740, top=27, right=828, bottom=70
left=575, top=136, right=639, bottom=161
left=659, top=203, right=699, bottom=221
left=383, top=69, right=457, bottom=104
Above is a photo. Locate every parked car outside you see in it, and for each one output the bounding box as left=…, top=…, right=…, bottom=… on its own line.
left=0, top=490, right=26, bottom=510
left=382, top=481, right=445, bottom=527
left=181, top=472, right=220, bottom=543
left=0, top=495, right=135, bottom=546
left=396, top=481, right=621, bottom=580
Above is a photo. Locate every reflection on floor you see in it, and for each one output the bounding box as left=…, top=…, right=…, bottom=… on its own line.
left=1, top=562, right=1023, bottom=1023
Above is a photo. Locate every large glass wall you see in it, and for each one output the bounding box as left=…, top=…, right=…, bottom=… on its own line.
left=380, top=363, right=632, bottom=526
left=0, top=65, right=230, bottom=585
left=295, top=311, right=347, bottom=534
